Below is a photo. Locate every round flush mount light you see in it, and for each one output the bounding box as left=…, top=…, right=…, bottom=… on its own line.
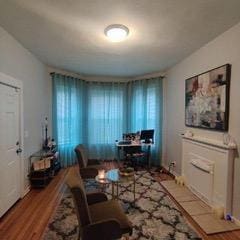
left=104, top=24, right=129, bottom=42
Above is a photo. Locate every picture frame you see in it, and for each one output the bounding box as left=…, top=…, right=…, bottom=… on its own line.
left=185, top=64, right=231, bottom=131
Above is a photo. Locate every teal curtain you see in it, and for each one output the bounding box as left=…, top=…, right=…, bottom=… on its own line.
left=128, top=78, right=163, bottom=165
left=52, top=73, right=163, bottom=167
left=52, top=74, right=86, bottom=167
left=86, top=81, right=128, bottom=159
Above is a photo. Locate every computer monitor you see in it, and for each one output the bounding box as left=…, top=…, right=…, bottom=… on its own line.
left=140, top=129, right=154, bottom=143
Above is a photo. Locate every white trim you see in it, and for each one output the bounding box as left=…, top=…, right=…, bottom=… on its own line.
left=182, top=137, right=235, bottom=217
left=162, top=164, right=180, bottom=177
left=0, top=72, right=22, bottom=89
left=171, top=169, right=180, bottom=177
left=182, top=135, right=237, bottom=150
left=0, top=72, right=26, bottom=198
left=161, top=77, right=167, bottom=166
left=22, top=185, right=31, bottom=198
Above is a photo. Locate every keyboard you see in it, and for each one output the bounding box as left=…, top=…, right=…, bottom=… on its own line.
left=118, top=140, right=132, bottom=145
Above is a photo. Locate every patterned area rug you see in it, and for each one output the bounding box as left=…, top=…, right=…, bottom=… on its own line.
left=43, top=171, right=201, bottom=240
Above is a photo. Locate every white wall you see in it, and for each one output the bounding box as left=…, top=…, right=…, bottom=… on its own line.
left=165, top=22, right=240, bottom=218
left=0, top=26, right=50, bottom=190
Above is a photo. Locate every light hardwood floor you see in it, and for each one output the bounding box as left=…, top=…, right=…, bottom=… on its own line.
left=0, top=162, right=240, bottom=240
left=0, top=169, right=68, bottom=240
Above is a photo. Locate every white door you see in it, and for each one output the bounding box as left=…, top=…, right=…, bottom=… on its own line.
left=0, top=83, right=21, bottom=217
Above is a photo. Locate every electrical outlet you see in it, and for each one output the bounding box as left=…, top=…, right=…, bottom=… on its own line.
left=168, top=161, right=176, bottom=174
left=170, top=161, right=176, bottom=167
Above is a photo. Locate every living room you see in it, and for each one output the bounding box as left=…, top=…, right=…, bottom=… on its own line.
left=1, top=1, right=240, bottom=240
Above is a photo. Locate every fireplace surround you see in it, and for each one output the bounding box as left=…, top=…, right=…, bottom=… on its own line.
left=182, top=135, right=236, bottom=217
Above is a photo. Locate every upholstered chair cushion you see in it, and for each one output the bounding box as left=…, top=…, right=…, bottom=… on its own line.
left=75, top=144, right=88, bottom=168
left=65, top=168, right=92, bottom=228
left=65, top=168, right=132, bottom=240
left=89, top=200, right=132, bottom=234
left=74, top=144, right=101, bottom=179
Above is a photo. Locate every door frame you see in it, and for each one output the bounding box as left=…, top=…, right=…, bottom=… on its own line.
left=0, top=72, right=26, bottom=198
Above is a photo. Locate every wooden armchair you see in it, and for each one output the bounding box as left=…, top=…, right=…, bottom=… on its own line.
left=65, top=169, right=132, bottom=240
left=74, top=144, right=101, bottom=179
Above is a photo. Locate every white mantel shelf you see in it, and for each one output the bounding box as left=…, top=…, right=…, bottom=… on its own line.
left=182, top=135, right=237, bottom=150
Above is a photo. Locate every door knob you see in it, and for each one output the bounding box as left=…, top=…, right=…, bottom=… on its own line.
left=16, top=148, right=22, bottom=154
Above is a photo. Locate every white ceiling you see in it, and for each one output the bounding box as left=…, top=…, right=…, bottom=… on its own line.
left=0, top=0, right=240, bottom=77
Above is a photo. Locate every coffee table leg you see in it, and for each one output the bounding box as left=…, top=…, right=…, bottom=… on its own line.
left=112, top=182, right=115, bottom=199
left=133, top=179, right=136, bottom=203
left=116, top=182, right=119, bottom=198
left=117, top=147, right=120, bottom=165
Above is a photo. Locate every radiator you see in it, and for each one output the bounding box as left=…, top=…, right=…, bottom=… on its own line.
left=188, top=156, right=214, bottom=204
left=182, top=137, right=235, bottom=216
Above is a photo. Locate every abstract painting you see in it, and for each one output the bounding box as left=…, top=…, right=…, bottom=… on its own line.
left=185, top=64, right=231, bottom=131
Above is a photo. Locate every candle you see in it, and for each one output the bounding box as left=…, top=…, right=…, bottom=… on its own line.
left=98, top=169, right=105, bottom=179
left=212, top=206, right=225, bottom=219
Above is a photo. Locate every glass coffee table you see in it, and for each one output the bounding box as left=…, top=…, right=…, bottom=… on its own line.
left=107, top=169, right=136, bottom=203
left=96, top=168, right=136, bottom=203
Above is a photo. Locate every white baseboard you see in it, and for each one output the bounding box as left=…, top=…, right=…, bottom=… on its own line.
left=171, top=169, right=180, bottom=177
left=21, top=185, right=30, bottom=198
left=162, top=164, right=179, bottom=177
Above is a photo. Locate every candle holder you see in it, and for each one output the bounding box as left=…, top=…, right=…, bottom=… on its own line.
left=98, top=169, right=106, bottom=180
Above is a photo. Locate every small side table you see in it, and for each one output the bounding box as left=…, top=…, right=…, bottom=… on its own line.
left=29, top=149, right=60, bottom=188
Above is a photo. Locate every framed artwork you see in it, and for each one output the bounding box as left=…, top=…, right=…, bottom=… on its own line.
left=185, top=64, right=231, bottom=131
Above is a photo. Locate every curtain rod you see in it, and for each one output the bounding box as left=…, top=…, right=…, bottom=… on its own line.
left=50, top=72, right=164, bottom=83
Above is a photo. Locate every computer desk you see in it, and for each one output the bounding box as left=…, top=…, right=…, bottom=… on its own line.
left=115, top=141, right=153, bottom=168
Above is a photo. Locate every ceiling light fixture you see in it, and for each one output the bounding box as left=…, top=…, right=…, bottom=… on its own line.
left=104, top=24, right=129, bottom=42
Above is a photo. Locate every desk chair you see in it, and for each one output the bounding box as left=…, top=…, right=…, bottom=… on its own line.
left=66, top=169, right=132, bottom=240
left=74, top=144, right=101, bottom=179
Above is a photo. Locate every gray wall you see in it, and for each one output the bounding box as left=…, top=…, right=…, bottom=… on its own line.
left=165, top=22, right=240, bottom=219
left=0, top=26, right=50, bottom=189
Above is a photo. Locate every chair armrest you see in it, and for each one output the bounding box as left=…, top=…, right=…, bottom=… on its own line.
left=82, top=219, right=121, bottom=240
left=80, top=167, right=98, bottom=179
left=86, top=192, right=108, bottom=205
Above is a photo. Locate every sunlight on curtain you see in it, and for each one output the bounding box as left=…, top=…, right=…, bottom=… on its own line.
left=52, top=73, right=86, bottom=167
left=52, top=73, right=163, bottom=167
left=86, top=82, right=128, bottom=159
left=128, top=78, right=163, bottom=165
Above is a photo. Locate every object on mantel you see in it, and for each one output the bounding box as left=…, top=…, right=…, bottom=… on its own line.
left=181, top=134, right=237, bottom=150
left=223, top=133, right=236, bottom=148
left=184, top=130, right=194, bottom=138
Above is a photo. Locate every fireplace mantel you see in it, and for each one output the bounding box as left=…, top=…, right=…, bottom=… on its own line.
left=182, top=135, right=237, bottom=150
left=182, top=135, right=236, bottom=217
